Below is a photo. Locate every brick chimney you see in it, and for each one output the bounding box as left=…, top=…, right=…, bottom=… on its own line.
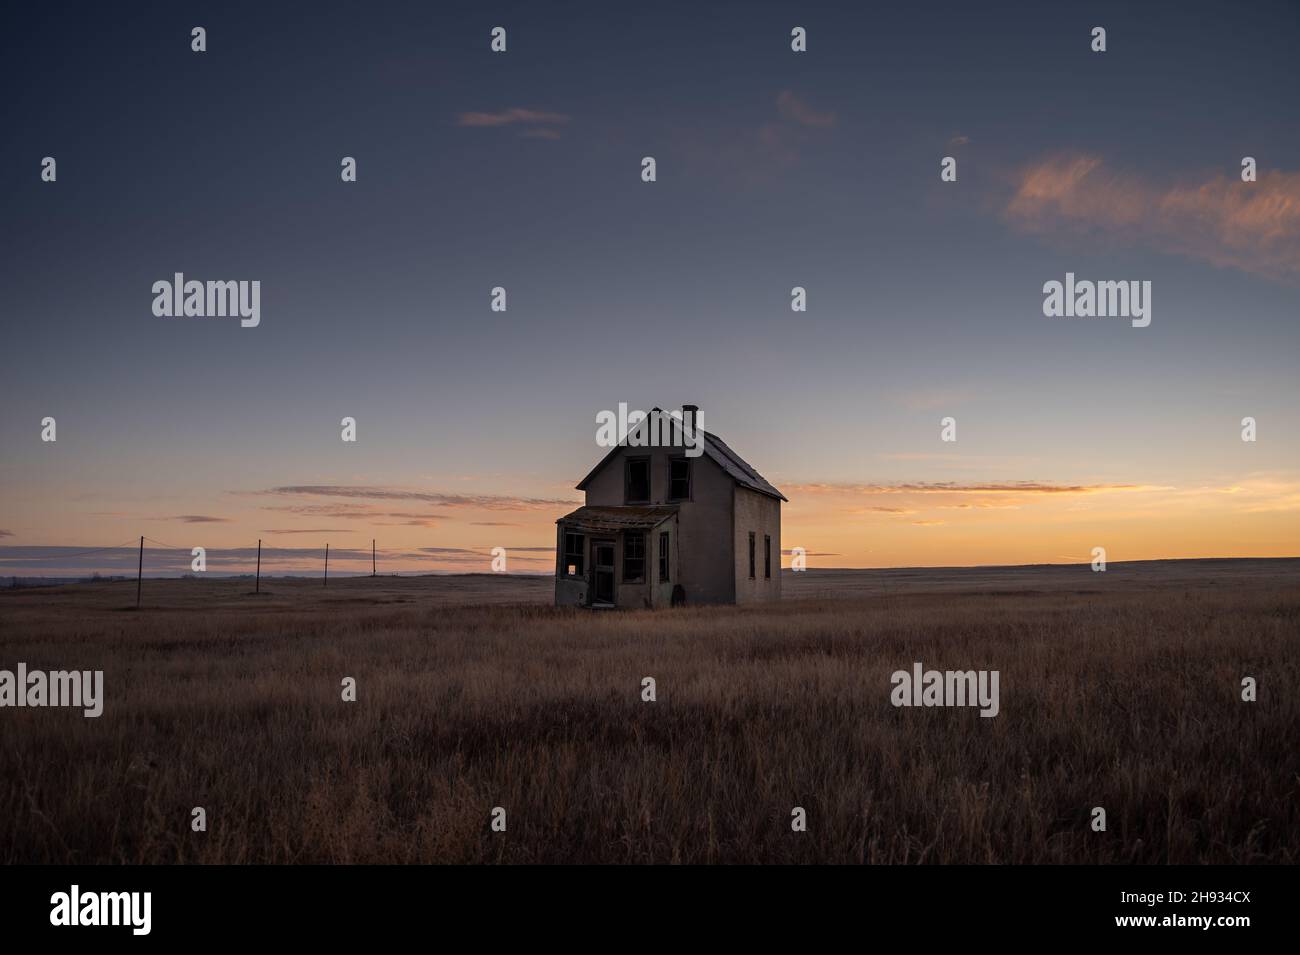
left=682, top=404, right=699, bottom=433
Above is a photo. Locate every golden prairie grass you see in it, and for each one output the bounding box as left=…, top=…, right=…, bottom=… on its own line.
left=0, top=567, right=1296, bottom=863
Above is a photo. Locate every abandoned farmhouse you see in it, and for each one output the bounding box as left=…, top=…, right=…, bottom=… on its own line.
left=555, top=406, right=786, bottom=608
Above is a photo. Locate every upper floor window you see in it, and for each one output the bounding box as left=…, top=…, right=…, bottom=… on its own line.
left=625, top=457, right=650, bottom=503
left=668, top=458, right=691, bottom=501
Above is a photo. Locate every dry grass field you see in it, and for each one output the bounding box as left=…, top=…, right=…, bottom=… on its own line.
left=1, top=560, right=1297, bottom=864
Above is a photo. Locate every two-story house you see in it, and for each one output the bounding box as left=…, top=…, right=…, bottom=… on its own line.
left=555, top=406, right=786, bottom=608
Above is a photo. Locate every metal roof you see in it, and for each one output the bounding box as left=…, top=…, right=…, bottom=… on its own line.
left=701, top=429, right=787, bottom=502
left=556, top=504, right=679, bottom=531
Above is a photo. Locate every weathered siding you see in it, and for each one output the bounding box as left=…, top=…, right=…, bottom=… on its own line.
left=733, top=486, right=781, bottom=603
left=675, top=454, right=735, bottom=605
left=583, top=444, right=734, bottom=605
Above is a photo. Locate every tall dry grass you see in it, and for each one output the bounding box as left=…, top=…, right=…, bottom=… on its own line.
left=0, top=572, right=1296, bottom=863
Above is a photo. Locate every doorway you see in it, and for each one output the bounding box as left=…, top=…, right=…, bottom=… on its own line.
left=591, top=539, right=615, bottom=605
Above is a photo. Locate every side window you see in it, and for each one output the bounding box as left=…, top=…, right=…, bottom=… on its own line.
left=625, top=457, right=650, bottom=503
left=764, top=534, right=771, bottom=579
left=748, top=532, right=756, bottom=579
left=668, top=458, right=691, bottom=501
left=563, top=532, right=585, bottom=577
left=658, top=532, right=669, bottom=582
left=623, top=532, right=645, bottom=582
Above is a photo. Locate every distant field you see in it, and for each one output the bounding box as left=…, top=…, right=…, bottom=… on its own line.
left=1, top=560, right=1297, bottom=863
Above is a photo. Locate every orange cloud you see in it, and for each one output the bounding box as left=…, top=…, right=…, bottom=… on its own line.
left=456, top=108, right=570, bottom=128
left=788, top=481, right=1152, bottom=496
left=1005, top=154, right=1300, bottom=281
left=249, top=485, right=576, bottom=510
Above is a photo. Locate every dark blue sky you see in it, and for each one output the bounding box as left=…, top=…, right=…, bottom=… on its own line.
left=3, top=0, right=1298, bottom=571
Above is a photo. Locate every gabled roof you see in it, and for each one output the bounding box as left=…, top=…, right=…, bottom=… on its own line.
left=575, top=410, right=787, bottom=502
left=556, top=504, right=679, bottom=531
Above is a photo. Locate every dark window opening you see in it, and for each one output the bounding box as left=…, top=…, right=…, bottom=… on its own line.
left=748, top=532, right=756, bottom=579
left=563, top=532, right=585, bottom=577
left=625, top=458, right=650, bottom=503
left=764, top=534, right=771, bottom=579
left=658, top=532, right=670, bottom=582
left=669, top=458, right=691, bottom=501
left=623, top=532, right=646, bottom=582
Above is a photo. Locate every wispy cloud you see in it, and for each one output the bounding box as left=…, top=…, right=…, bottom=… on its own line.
left=937, top=502, right=1022, bottom=510
left=456, top=107, right=571, bottom=137
left=262, top=528, right=356, bottom=535
left=775, top=90, right=836, bottom=128
left=258, top=503, right=448, bottom=525
left=678, top=90, right=836, bottom=184
left=168, top=515, right=233, bottom=524
left=790, top=481, right=1154, bottom=496
left=0, top=530, right=12, bottom=538
left=247, top=486, right=577, bottom=511
left=1005, top=153, right=1300, bottom=281
left=417, top=546, right=549, bottom=566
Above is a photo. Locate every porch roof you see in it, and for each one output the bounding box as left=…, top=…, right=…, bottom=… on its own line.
left=556, top=504, right=678, bottom=532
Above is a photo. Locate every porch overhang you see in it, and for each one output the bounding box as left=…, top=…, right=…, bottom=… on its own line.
left=556, top=504, right=678, bottom=534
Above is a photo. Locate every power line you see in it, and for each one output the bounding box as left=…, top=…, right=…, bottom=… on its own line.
left=2, top=539, right=140, bottom=562
left=141, top=536, right=191, bottom=550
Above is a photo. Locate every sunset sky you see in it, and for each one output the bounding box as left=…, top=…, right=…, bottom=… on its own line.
left=2, top=1, right=1298, bottom=576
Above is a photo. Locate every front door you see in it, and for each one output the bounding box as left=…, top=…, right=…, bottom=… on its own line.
left=591, top=540, right=615, bottom=605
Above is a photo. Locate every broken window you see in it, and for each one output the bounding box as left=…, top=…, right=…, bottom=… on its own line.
left=563, top=532, right=585, bottom=577
left=623, top=532, right=645, bottom=582
left=669, top=458, right=691, bottom=501
left=625, top=457, right=650, bottom=503
left=764, top=534, right=771, bottom=579
left=748, top=532, right=756, bottom=579
left=658, top=532, right=669, bottom=582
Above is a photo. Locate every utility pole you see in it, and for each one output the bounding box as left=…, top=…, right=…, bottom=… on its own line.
left=255, top=539, right=262, bottom=594
left=324, top=543, right=329, bottom=587
left=372, top=539, right=376, bottom=577
left=136, top=536, right=143, bottom=609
